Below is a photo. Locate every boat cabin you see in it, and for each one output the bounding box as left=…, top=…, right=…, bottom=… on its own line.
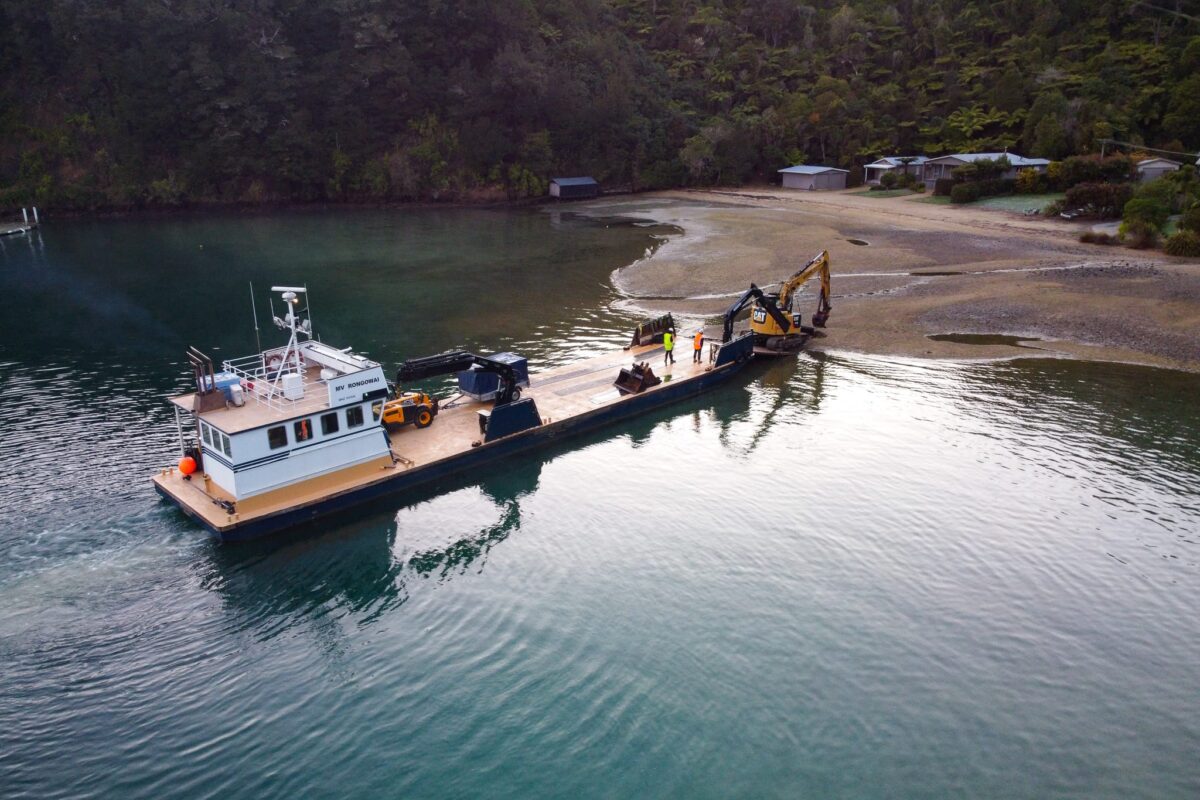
left=169, top=287, right=392, bottom=502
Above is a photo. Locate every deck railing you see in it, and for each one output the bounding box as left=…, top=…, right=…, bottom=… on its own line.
left=221, top=348, right=326, bottom=413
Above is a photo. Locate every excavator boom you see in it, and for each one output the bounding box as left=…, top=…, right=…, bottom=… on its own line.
left=777, top=250, right=832, bottom=327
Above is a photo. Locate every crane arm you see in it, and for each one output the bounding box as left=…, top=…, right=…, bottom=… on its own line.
left=722, top=284, right=791, bottom=342
left=778, top=249, right=832, bottom=327
left=396, top=351, right=521, bottom=404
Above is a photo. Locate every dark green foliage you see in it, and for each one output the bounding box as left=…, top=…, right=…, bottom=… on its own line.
left=934, top=179, right=957, bottom=197
left=1164, top=230, right=1200, bottom=257
left=1179, top=207, right=1200, bottom=234
left=951, top=183, right=981, bottom=203
left=1123, top=197, right=1171, bottom=231
left=1054, top=155, right=1137, bottom=190
left=1015, top=168, right=1047, bottom=194
left=0, top=1, right=1198, bottom=209
left=1066, top=182, right=1134, bottom=219
left=879, top=172, right=899, bottom=189
left=1079, top=231, right=1121, bottom=245
left=1123, top=221, right=1160, bottom=249
left=950, top=177, right=1014, bottom=203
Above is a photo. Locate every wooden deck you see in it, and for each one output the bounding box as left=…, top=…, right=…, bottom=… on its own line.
left=0, top=222, right=36, bottom=237
left=154, top=341, right=717, bottom=532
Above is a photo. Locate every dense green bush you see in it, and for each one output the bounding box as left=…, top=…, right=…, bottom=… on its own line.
left=1053, top=154, right=1136, bottom=189
left=950, top=177, right=1015, bottom=203
left=951, top=182, right=981, bottom=203
left=1079, top=231, right=1120, bottom=245
left=1123, top=220, right=1160, bottom=249
left=952, top=157, right=1010, bottom=182
left=933, top=178, right=956, bottom=197
left=880, top=171, right=899, bottom=189
left=1065, top=182, right=1134, bottom=218
left=1164, top=230, right=1200, bottom=257
left=1179, top=206, right=1200, bottom=234
left=1123, top=194, right=1171, bottom=232
left=1015, top=168, right=1047, bottom=194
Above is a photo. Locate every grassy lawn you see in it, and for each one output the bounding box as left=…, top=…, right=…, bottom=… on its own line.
left=914, top=195, right=953, bottom=205
left=974, top=193, right=1065, bottom=213
left=849, top=188, right=917, bottom=198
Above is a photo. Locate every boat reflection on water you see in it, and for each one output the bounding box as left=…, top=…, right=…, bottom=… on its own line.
left=197, top=368, right=781, bottom=631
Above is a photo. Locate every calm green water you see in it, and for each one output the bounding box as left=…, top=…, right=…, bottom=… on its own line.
left=1, top=208, right=1199, bottom=799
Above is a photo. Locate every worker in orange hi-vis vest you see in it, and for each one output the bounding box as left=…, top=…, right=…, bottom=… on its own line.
left=692, top=329, right=704, bottom=363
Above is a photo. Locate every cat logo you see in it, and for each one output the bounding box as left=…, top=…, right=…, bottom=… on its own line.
left=752, top=307, right=767, bottom=324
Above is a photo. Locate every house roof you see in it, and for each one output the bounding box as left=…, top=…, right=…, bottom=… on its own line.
left=778, top=165, right=849, bottom=175
left=550, top=177, right=598, bottom=186
left=925, top=153, right=1050, bottom=167
left=865, top=156, right=929, bottom=168
left=1136, top=158, right=1182, bottom=169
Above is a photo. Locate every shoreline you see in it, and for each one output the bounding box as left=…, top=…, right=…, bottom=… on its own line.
left=589, top=189, right=1200, bottom=374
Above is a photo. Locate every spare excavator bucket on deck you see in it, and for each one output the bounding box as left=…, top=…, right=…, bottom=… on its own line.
left=613, top=362, right=662, bottom=395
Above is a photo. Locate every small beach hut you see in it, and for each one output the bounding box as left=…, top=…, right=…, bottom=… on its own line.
left=549, top=177, right=600, bottom=200
left=1136, top=158, right=1182, bottom=182
left=777, top=165, right=849, bottom=191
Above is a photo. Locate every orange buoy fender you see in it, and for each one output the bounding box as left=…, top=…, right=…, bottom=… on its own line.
left=178, top=456, right=197, bottom=475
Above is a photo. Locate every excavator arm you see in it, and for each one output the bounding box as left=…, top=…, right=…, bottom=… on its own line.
left=777, top=250, right=832, bottom=327
left=397, top=351, right=521, bottom=405
left=722, top=284, right=792, bottom=342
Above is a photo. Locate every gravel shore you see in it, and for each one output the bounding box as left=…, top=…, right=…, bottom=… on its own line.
left=580, top=189, right=1200, bottom=372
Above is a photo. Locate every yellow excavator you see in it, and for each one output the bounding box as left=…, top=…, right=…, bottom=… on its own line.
left=747, top=249, right=832, bottom=353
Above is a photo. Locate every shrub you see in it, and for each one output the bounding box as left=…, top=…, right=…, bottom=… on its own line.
left=1044, top=199, right=1066, bottom=216
left=1164, top=230, right=1200, bottom=257
left=1123, top=196, right=1171, bottom=231
left=934, top=178, right=956, bottom=196
left=1122, top=220, right=1160, bottom=249
left=879, top=171, right=899, bottom=189
left=1054, top=154, right=1136, bottom=189
left=1065, top=182, right=1134, bottom=218
left=952, top=156, right=1010, bottom=182
left=1015, top=168, right=1046, bottom=194
left=915, top=182, right=926, bottom=193
left=1179, top=206, right=1200, bottom=234
left=1079, top=231, right=1120, bottom=245
left=951, top=182, right=981, bottom=203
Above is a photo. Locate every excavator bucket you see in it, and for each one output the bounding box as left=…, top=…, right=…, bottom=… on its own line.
left=613, top=362, right=662, bottom=395
left=629, top=314, right=675, bottom=347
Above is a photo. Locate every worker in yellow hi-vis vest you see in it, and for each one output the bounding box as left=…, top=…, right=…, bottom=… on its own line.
left=693, top=329, right=704, bottom=363
left=663, top=329, right=675, bottom=366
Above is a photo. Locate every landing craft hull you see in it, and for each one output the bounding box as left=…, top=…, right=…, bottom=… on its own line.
left=155, top=345, right=753, bottom=542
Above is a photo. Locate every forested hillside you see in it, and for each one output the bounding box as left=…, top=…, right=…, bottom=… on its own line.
left=0, top=0, right=1197, bottom=209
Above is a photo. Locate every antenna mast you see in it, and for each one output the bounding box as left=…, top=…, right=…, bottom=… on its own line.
left=250, top=282, right=262, bottom=354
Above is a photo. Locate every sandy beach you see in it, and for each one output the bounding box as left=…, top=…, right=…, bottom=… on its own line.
left=584, top=188, right=1200, bottom=372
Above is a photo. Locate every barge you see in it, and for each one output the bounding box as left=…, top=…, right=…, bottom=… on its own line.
left=154, top=264, right=830, bottom=542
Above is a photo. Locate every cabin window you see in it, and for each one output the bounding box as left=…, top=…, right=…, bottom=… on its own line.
left=220, top=432, right=232, bottom=457
left=371, top=402, right=382, bottom=422
left=268, top=425, right=287, bottom=450
left=321, top=412, right=339, bottom=436
left=294, top=418, right=313, bottom=443
left=347, top=406, right=364, bottom=428
left=202, top=423, right=213, bottom=446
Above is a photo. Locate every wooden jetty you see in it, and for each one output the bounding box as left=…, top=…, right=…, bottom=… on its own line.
left=1, top=207, right=40, bottom=237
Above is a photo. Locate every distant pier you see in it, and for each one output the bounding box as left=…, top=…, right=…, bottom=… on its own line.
left=1, top=207, right=40, bottom=237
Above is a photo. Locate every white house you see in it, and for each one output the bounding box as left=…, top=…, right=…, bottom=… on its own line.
left=1136, top=158, right=1181, bottom=182
left=778, top=165, right=849, bottom=191
left=922, top=152, right=1050, bottom=188
left=863, top=156, right=929, bottom=185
